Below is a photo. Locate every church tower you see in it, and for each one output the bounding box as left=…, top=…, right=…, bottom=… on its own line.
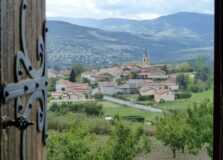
left=143, top=49, right=150, bottom=66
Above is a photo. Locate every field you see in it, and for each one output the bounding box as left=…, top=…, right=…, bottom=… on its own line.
left=158, top=88, right=213, bottom=110
left=99, top=101, right=162, bottom=122
left=125, top=88, right=213, bottom=111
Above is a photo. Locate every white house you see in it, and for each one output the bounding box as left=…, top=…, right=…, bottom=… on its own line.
left=154, top=90, right=175, bottom=103
left=98, top=82, right=118, bottom=95
left=139, top=86, right=156, bottom=96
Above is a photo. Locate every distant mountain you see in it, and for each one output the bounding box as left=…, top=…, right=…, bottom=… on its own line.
left=48, top=12, right=213, bottom=37
left=47, top=12, right=214, bottom=68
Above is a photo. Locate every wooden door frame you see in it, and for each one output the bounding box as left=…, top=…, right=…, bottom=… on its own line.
left=214, top=0, right=223, bottom=159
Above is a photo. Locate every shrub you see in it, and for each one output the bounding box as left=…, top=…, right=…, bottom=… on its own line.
left=123, top=116, right=145, bottom=123
left=49, top=102, right=104, bottom=116
left=175, top=92, right=192, bottom=99
left=138, top=95, right=154, bottom=101
left=90, top=119, right=112, bottom=135
left=145, top=127, right=156, bottom=137
left=112, top=93, right=127, bottom=100
left=190, top=80, right=209, bottom=93
left=94, top=93, right=104, bottom=100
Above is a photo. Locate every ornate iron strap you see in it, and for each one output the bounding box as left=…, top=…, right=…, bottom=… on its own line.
left=2, top=0, right=48, bottom=160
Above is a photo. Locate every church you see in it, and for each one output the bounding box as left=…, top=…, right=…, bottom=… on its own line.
left=122, top=49, right=152, bottom=72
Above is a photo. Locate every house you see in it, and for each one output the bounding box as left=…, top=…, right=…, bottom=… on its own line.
left=116, top=84, right=131, bottom=94
left=151, top=69, right=166, bottom=75
left=98, top=82, right=118, bottom=95
left=163, top=82, right=179, bottom=91
left=55, top=80, right=92, bottom=93
left=154, top=90, right=175, bottom=103
left=48, top=69, right=59, bottom=78
left=127, top=79, right=146, bottom=89
left=81, top=70, right=96, bottom=84
left=59, top=69, right=71, bottom=77
left=94, top=73, right=113, bottom=82
left=51, top=91, right=86, bottom=101
left=136, top=72, right=152, bottom=79
left=99, top=67, right=122, bottom=79
left=139, top=86, right=156, bottom=96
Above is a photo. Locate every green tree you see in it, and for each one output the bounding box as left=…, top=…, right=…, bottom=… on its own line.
left=156, top=114, right=188, bottom=158
left=176, top=74, right=190, bottom=90
left=186, top=103, right=213, bottom=157
left=128, top=71, right=137, bottom=79
left=161, top=65, right=168, bottom=73
left=48, top=77, right=59, bottom=91
left=69, top=64, right=86, bottom=82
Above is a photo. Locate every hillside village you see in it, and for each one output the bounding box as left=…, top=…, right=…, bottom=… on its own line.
left=49, top=50, right=179, bottom=103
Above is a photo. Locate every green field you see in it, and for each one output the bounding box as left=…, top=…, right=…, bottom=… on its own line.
left=125, top=88, right=213, bottom=111
left=100, top=101, right=162, bottom=122
left=158, top=88, right=213, bottom=110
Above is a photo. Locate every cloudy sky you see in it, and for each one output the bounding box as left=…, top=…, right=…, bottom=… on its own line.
left=46, top=0, right=214, bottom=20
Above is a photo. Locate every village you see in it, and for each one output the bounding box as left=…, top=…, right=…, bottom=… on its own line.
left=48, top=50, right=179, bottom=104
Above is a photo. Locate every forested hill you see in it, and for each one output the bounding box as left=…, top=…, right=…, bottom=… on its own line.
left=47, top=12, right=214, bottom=68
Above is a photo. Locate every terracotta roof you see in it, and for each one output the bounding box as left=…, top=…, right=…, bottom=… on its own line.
left=58, top=80, right=92, bottom=92
left=137, top=72, right=151, bottom=76
left=140, top=86, right=155, bottom=92
left=151, top=69, right=166, bottom=74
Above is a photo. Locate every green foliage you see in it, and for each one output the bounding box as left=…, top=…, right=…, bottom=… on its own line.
left=47, top=113, right=151, bottom=160
left=112, top=93, right=128, bottom=100
left=94, top=93, right=104, bottom=100
left=186, top=103, right=213, bottom=157
left=69, top=64, right=86, bottom=82
left=48, top=77, right=59, bottom=91
left=49, top=102, right=104, bottom=116
left=156, top=102, right=213, bottom=158
left=190, top=80, right=209, bottom=93
left=137, top=95, right=154, bottom=101
left=123, top=116, right=145, bottom=123
left=175, top=92, right=192, bottom=99
left=176, top=73, right=190, bottom=90
left=156, top=114, right=188, bottom=158
left=116, top=77, right=127, bottom=85
left=128, top=71, right=137, bottom=79
left=90, top=119, right=112, bottom=135
left=108, top=121, right=149, bottom=160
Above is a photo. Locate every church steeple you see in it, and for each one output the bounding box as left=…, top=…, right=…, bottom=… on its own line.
left=143, top=49, right=150, bottom=66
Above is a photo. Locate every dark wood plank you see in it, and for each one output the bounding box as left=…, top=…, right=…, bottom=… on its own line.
left=0, top=0, right=46, bottom=159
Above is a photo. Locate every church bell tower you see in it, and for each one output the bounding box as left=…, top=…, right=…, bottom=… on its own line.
left=143, top=49, right=150, bottom=66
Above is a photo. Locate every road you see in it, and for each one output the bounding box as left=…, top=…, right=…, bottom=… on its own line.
left=103, top=96, right=163, bottom=113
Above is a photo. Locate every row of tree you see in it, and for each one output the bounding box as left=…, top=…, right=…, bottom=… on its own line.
left=156, top=102, right=213, bottom=158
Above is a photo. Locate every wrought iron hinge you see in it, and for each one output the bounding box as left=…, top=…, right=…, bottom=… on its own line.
left=1, top=0, right=48, bottom=160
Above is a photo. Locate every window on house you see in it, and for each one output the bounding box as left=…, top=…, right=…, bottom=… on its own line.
left=46, top=0, right=215, bottom=159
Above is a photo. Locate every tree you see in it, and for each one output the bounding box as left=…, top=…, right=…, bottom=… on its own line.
left=128, top=71, right=137, bottom=79
left=94, top=93, right=104, bottom=100
left=186, top=103, right=213, bottom=157
left=176, top=74, right=190, bottom=90
left=69, top=64, right=86, bottom=82
left=48, top=77, right=59, bottom=91
left=69, top=69, right=76, bottom=82
left=161, top=65, right=168, bottom=74
left=156, top=114, right=188, bottom=158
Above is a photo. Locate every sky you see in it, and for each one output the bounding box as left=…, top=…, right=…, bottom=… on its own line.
left=46, top=0, right=214, bottom=20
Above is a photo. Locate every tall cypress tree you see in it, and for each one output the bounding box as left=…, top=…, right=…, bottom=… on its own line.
left=69, top=69, right=76, bottom=82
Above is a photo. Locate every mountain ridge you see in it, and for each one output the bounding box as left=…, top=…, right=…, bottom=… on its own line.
left=47, top=12, right=214, bottom=68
